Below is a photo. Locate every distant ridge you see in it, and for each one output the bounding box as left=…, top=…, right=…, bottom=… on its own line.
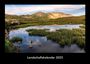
left=5, top=11, right=73, bottom=19
left=47, top=12, right=72, bottom=19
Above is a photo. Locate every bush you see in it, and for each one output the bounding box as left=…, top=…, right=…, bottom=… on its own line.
left=27, top=29, right=85, bottom=48
left=10, top=37, right=22, bottom=43
left=5, top=39, right=19, bottom=53
left=80, top=25, right=85, bottom=28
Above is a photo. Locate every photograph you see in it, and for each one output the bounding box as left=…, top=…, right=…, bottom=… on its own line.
left=5, top=4, right=85, bottom=53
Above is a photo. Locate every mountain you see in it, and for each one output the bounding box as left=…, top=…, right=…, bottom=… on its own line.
left=47, top=12, right=72, bottom=19
left=28, top=12, right=72, bottom=19
left=5, top=12, right=73, bottom=19
left=32, top=12, right=46, bottom=17
left=5, top=12, right=85, bottom=23
left=5, top=13, right=85, bottom=27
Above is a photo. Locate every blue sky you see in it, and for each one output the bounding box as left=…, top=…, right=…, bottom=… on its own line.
left=5, top=5, right=85, bottom=16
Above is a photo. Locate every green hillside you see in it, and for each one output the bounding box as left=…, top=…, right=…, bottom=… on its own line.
left=5, top=13, right=85, bottom=29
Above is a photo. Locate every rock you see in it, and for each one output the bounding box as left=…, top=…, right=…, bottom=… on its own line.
left=29, top=45, right=32, bottom=48
left=5, top=29, right=9, bottom=39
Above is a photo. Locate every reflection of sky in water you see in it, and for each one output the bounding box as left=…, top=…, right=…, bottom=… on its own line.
left=21, top=24, right=82, bottom=31
left=9, top=29, right=29, bottom=39
left=9, top=24, right=85, bottom=53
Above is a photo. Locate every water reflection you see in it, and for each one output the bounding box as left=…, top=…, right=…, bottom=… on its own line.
left=9, top=25, right=85, bottom=53
left=21, top=24, right=81, bottom=31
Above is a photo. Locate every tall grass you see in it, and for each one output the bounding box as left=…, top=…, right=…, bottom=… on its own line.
left=27, top=29, right=85, bottom=48
left=5, top=39, right=19, bottom=53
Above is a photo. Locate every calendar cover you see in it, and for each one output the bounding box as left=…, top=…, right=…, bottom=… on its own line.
left=3, top=0, right=88, bottom=63
left=5, top=4, right=85, bottom=53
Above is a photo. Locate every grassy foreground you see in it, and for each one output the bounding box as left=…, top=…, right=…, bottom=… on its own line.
left=5, top=39, right=19, bottom=53
left=27, top=29, right=85, bottom=48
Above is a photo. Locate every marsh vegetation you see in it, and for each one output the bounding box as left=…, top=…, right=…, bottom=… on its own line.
left=5, top=14, right=85, bottom=53
left=5, top=39, right=19, bottom=53
left=27, top=29, right=85, bottom=48
left=10, top=37, right=22, bottom=43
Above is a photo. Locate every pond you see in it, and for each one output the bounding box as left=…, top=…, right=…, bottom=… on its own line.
left=18, top=24, right=83, bottom=31
left=9, top=24, right=85, bottom=53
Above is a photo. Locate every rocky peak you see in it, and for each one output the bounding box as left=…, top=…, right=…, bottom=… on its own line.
left=48, top=12, right=72, bottom=19
left=33, top=12, right=46, bottom=17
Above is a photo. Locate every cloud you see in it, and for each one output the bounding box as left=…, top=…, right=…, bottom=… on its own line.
left=5, top=5, right=85, bottom=15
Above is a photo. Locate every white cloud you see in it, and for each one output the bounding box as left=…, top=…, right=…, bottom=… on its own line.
left=5, top=5, right=85, bottom=15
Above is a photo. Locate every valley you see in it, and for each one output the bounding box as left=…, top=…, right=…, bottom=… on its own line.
left=5, top=11, right=85, bottom=53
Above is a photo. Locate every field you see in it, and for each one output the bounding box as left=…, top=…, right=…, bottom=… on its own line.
left=5, top=15, right=85, bottom=29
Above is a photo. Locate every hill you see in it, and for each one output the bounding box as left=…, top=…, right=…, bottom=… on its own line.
left=5, top=12, right=85, bottom=21
left=5, top=12, right=85, bottom=28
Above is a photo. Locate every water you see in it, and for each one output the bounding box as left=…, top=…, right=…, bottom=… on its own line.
left=19, top=24, right=82, bottom=31
left=9, top=24, right=85, bottom=53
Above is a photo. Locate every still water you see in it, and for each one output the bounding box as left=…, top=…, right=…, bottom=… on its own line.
left=9, top=24, right=85, bottom=53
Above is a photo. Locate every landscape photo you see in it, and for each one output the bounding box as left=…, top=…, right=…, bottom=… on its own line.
left=5, top=5, right=85, bottom=53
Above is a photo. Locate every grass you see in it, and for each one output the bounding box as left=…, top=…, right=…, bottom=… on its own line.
left=5, top=14, right=85, bottom=50
left=5, top=39, right=19, bottom=53
left=5, top=14, right=85, bottom=29
left=27, top=29, right=85, bottom=48
left=80, top=25, right=85, bottom=28
left=10, top=37, right=22, bottom=43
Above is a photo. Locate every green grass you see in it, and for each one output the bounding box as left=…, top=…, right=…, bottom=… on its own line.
left=80, top=25, right=85, bottom=28
left=10, top=37, right=22, bottom=43
left=27, top=29, right=85, bottom=48
left=5, top=39, right=19, bottom=53
left=5, top=15, right=85, bottom=29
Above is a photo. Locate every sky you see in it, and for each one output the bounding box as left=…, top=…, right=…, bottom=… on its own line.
left=5, top=5, right=85, bottom=16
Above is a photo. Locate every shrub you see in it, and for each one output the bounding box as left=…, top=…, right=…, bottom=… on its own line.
left=5, top=39, right=19, bottom=53
left=27, top=29, right=85, bottom=48
left=10, top=37, right=22, bottom=43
